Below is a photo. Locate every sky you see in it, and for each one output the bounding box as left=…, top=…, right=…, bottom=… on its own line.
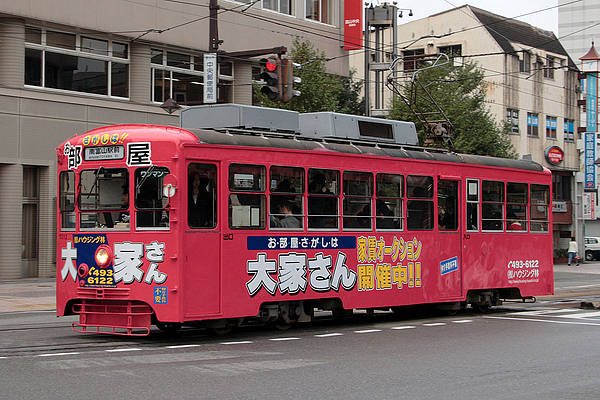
left=391, top=0, right=559, bottom=34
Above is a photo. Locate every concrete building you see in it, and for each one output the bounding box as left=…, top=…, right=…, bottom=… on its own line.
left=559, top=0, right=600, bottom=63
left=353, top=5, right=580, bottom=254
left=0, top=0, right=349, bottom=279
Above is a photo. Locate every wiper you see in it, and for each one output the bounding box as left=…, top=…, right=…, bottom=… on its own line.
left=136, top=165, right=156, bottom=193
left=84, top=166, right=104, bottom=203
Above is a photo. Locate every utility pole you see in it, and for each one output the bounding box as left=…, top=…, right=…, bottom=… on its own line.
left=209, top=0, right=222, bottom=52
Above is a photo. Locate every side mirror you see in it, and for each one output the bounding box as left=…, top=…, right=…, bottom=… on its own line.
left=163, top=174, right=177, bottom=198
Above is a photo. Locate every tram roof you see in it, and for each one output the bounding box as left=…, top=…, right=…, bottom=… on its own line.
left=187, top=127, right=545, bottom=173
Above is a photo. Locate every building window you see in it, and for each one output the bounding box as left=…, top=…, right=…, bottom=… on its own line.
left=305, top=0, right=335, bottom=24
left=552, top=174, right=571, bottom=201
left=402, top=49, right=424, bottom=72
left=24, top=27, right=129, bottom=98
left=546, top=116, right=557, bottom=139
left=151, top=49, right=233, bottom=105
left=564, top=119, right=575, bottom=141
left=507, top=108, right=519, bottom=134
left=527, top=113, right=539, bottom=137
left=22, top=166, right=40, bottom=277
left=519, top=51, right=531, bottom=73
left=544, top=56, right=555, bottom=79
left=438, top=44, right=462, bottom=56
left=264, top=0, right=294, bottom=15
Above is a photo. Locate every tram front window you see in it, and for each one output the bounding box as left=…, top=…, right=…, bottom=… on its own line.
left=79, top=167, right=129, bottom=230
left=135, top=166, right=170, bottom=229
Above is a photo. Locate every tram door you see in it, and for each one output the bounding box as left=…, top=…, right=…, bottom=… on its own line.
left=183, top=162, right=221, bottom=317
left=438, top=178, right=462, bottom=298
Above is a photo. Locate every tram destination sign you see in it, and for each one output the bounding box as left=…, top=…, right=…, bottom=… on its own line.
left=84, top=145, right=125, bottom=161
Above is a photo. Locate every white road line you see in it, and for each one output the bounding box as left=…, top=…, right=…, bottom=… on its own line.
left=354, top=329, right=382, bottom=333
left=561, top=284, right=600, bottom=289
left=315, top=333, right=343, bottom=337
left=37, top=352, right=80, bottom=357
left=391, top=326, right=416, bottom=330
left=269, top=337, right=300, bottom=341
left=105, top=348, right=142, bottom=353
left=165, top=344, right=201, bottom=349
left=485, top=315, right=600, bottom=326
left=0, top=357, right=6, bottom=359
left=220, top=341, right=253, bottom=345
left=554, top=311, right=600, bottom=319
left=451, top=320, right=473, bottom=324
left=507, top=308, right=578, bottom=316
left=423, top=323, right=446, bottom=327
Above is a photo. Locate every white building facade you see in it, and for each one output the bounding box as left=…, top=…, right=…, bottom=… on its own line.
left=353, top=6, right=580, bottom=254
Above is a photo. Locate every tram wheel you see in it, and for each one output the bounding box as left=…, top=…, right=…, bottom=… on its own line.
left=471, top=303, right=490, bottom=313
left=156, top=321, right=182, bottom=334
left=271, top=318, right=294, bottom=331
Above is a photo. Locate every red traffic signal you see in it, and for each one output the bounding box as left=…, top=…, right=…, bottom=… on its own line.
left=260, top=57, right=282, bottom=101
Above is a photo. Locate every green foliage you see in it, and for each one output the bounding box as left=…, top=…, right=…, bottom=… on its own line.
left=254, top=38, right=364, bottom=115
left=388, top=60, right=516, bottom=159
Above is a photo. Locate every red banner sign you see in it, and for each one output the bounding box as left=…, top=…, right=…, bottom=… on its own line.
left=344, top=0, right=363, bottom=51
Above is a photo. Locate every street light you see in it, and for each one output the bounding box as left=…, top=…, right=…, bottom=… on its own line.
left=398, top=8, right=413, bottom=18
left=160, top=98, right=182, bottom=114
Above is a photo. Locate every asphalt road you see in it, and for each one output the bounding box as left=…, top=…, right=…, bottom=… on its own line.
left=2, top=264, right=600, bottom=399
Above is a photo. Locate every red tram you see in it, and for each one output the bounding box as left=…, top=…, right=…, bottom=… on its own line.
left=56, top=105, right=553, bottom=336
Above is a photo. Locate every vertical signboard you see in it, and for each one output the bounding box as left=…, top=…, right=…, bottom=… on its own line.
left=587, top=73, right=597, bottom=132
left=343, top=0, right=362, bottom=50
left=585, top=131, right=596, bottom=189
left=204, top=53, right=217, bottom=104
left=583, top=192, right=596, bottom=220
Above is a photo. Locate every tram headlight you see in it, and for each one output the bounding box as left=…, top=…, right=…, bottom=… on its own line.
left=95, top=245, right=112, bottom=267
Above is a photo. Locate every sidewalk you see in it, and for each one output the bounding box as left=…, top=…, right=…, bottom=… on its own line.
left=2, top=262, right=600, bottom=313
left=0, top=278, right=55, bottom=313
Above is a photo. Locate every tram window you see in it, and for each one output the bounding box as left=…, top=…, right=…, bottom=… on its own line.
left=343, top=171, right=373, bottom=230
left=482, top=180, right=504, bottom=231
left=229, top=164, right=266, bottom=229
left=406, top=175, right=433, bottom=230
left=466, top=179, right=479, bottom=231
left=507, top=182, right=527, bottom=231
left=438, top=179, right=458, bottom=231
left=79, top=167, right=129, bottom=230
left=135, top=166, right=170, bottom=229
left=59, top=171, right=75, bottom=229
left=269, top=166, right=303, bottom=230
left=376, top=173, right=403, bottom=230
left=229, top=164, right=265, bottom=191
left=308, top=168, right=339, bottom=230
left=188, top=164, right=217, bottom=229
left=530, top=184, right=550, bottom=232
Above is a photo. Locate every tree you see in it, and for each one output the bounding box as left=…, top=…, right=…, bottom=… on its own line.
left=388, top=59, right=516, bottom=159
left=254, top=38, right=364, bottom=115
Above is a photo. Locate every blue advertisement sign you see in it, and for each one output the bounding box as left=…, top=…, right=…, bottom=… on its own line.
left=587, top=73, right=597, bottom=132
left=585, top=131, right=596, bottom=189
left=248, top=236, right=356, bottom=250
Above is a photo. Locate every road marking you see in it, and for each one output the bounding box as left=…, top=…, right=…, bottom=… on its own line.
left=269, top=337, right=300, bottom=341
left=561, top=284, right=600, bottom=289
left=508, top=308, right=578, bottom=316
left=423, top=323, right=446, bottom=327
left=451, top=320, right=473, bottom=324
left=165, top=344, right=201, bottom=349
left=485, top=315, right=600, bottom=326
left=354, top=329, right=382, bottom=333
left=391, top=326, right=416, bottom=330
left=37, top=352, right=80, bottom=357
left=0, top=356, right=7, bottom=359
left=315, top=333, right=343, bottom=337
left=554, top=311, right=600, bottom=319
left=220, top=341, right=253, bottom=345
left=105, top=348, right=142, bottom=352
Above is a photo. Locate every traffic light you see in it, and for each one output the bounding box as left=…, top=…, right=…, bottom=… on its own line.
left=260, top=57, right=282, bottom=101
left=282, top=59, right=301, bottom=103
